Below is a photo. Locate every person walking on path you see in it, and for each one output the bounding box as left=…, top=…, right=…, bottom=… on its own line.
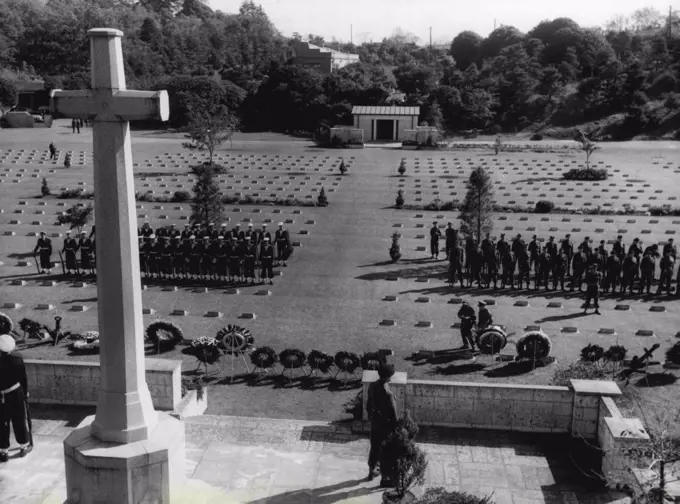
left=583, top=264, right=602, bottom=315
left=366, top=363, right=398, bottom=485
left=48, top=142, right=57, bottom=161
left=0, top=334, right=32, bottom=462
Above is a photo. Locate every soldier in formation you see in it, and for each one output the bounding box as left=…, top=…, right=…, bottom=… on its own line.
left=33, top=231, right=52, bottom=274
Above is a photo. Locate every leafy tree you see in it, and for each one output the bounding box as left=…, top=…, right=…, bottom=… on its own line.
left=190, top=168, right=223, bottom=227
left=459, top=167, right=493, bottom=243
left=0, top=77, right=17, bottom=109
left=449, top=30, right=482, bottom=70
left=393, top=63, right=440, bottom=97
left=56, top=203, right=93, bottom=233
left=479, top=26, right=525, bottom=60
left=182, top=110, right=239, bottom=165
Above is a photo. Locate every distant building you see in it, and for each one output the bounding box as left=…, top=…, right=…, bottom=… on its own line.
left=14, top=80, right=49, bottom=112
left=351, top=106, right=420, bottom=142
left=291, top=40, right=360, bottom=73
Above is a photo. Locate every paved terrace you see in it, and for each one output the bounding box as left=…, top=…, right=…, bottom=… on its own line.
left=1, top=406, right=629, bottom=504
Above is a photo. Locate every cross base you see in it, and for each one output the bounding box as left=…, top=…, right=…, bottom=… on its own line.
left=63, top=413, right=185, bottom=504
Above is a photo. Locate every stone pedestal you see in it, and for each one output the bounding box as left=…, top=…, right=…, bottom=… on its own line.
left=64, top=412, right=185, bottom=504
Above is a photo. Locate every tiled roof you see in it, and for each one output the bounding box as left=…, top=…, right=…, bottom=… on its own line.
left=351, top=106, right=420, bottom=116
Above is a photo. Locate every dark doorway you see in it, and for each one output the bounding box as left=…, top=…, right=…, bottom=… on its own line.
left=375, top=119, right=394, bottom=140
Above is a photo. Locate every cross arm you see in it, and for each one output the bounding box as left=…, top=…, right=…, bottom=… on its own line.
left=50, top=89, right=169, bottom=122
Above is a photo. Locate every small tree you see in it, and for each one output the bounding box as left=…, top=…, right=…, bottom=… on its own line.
left=338, top=158, right=347, bottom=175
left=317, top=187, right=328, bottom=206
left=576, top=129, right=600, bottom=169
left=398, top=159, right=407, bottom=176
left=494, top=134, right=502, bottom=155
left=459, top=167, right=493, bottom=243
left=182, top=109, right=239, bottom=166
left=56, top=203, right=93, bottom=233
left=395, top=189, right=405, bottom=209
left=0, top=78, right=17, bottom=111
left=41, top=177, right=51, bottom=197
left=190, top=167, right=224, bottom=227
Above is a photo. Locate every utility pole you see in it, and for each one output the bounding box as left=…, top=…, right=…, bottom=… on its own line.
left=494, top=18, right=497, bottom=30
left=429, top=27, right=432, bottom=50
left=669, top=5, right=673, bottom=40
left=350, top=24, right=353, bottom=45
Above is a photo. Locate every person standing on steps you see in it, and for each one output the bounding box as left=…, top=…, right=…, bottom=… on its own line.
left=0, top=334, right=32, bottom=462
left=430, top=221, right=442, bottom=260
left=583, top=264, right=602, bottom=315
left=366, top=363, right=398, bottom=485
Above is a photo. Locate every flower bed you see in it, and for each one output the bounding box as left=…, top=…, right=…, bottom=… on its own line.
left=445, top=142, right=579, bottom=153
left=562, top=168, right=608, bottom=181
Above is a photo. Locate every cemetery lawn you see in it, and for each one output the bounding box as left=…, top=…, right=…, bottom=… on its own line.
left=1, top=120, right=679, bottom=426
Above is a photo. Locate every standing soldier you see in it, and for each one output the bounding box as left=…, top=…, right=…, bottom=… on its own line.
left=448, top=241, right=464, bottom=287
left=188, top=235, right=202, bottom=280
left=561, top=234, right=574, bottom=276
left=228, top=237, right=241, bottom=283
left=181, top=235, right=195, bottom=280
left=205, top=236, right=220, bottom=281
left=237, top=234, right=248, bottom=283
left=612, top=236, right=626, bottom=262
left=78, top=231, right=95, bottom=276
left=138, top=236, right=149, bottom=279
left=159, top=237, right=173, bottom=280
left=621, top=250, right=637, bottom=294
left=430, top=222, right=442, bottom=260
left=140, top=222, right=154, bottom=239
left=583, top=265, right=602, bottom=315
left=628, top=238, right=643, bottom=280
left=0, top=334, right=32, bottom=462
left=231, top=223, right=244, bottom=241
left=215, top=236, right=229, bottom=283
left=181, top=224, right=192, bottom=243
left=195, top=237, right=209, bottom=280
left=275, top=222, right=291, bottom=267
left=528, top=235, right=541, bottom=273
left=539, top=248, right=553, bottom=290
left=71, top=118, right=76, bottom=134
left=457, top=301, right=477, bottom=350
left=579, top=236, right=592, bottom=259
left=545, top=236, right=557, bottom=258
left=511, top=234, right=526, bottom=259
left=366, top=363, right=398, bottom=486
left=245, top=223, right=256, bottom=241
left=553, top=251, right=567, bottom=291
left=151, top=235, right=164, bottom=280
left=219, top=224, right=229, bottom=242
left=168, top=236, right=181, bottom=281
left=62, top=231, right=79, bottom=275
left=258, top=223, right=271, bottom=246
left=445, top=223, right=457, bottom=260
left=657, top=252, right=674, bottom=295
left=204, top=223, right=218, bottom=240
left=33, top=231, right=53, bottom=274
left=663, top=239, right=677, bottom=261
left=603, top=251, right=622, bottom=294
left=244, top=236, right=257, bottom=285
left=260, top=237, right=274, bottom=285
left=639, top=252, right=655, bottom=295
left=571, top=249, right=587, bottom=291
left=464, top=236, right=477, bottom=282
left=156, top=225, right=168, bottom=239
left=477, top=301, right=493, bottom=332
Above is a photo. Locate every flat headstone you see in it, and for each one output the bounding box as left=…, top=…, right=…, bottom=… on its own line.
left=41, top=280, right=58, bottom=286
left=514, top=300, right=529, bottom=307
left=547, top=302, right=562, bottom=308
left=386, top=275, right=399, bottom=281
left=598, top=328, right=617, bottom=335
left=447, top=298, right=463, bottom=304
left=162, top=286, right=178, bottom=292
left=561, top=327, right=579, bottom=333
left=650, top=306, right=666, bottom=312
left=524, top=325, right=541, bottom=331
left=36, top=304, right=55, bottom=310
left=416, top=321, right=433, bottom=328
left=70, top=305, right=88, bottom=312
left=2, top=303, right=21, bottom=309
left=380, top=320, right=396, bottom=326
left=73, top=281, right=87, bottom=288
left=205, top=311, right=223, bottom=318
left=142, top=308, right=155, bottom=315
left=635, top=330, right=655, bottom=337
left=171, top=309, right=188, bottom=316
left=3, top=231, right=15, bottom=236
left=483, top=299, right=496, bottom=306
left=416, top=246, right=426, bottom=252
left=615, top=305, right=630, bottom=311
left=193, top=287, right=209, bottom=293
left=17, top=261, right=31, bottom=267
left=415, top=297, right=431, bottom=303
left=384, top=296, right=398, bottom=301
left=255, top=290, right=271, bottom=296
left=10, top=279, right=26, bottom=286
left=415, top=278, right=429, bottom=283
left=239, top=312, right=256, bottom=319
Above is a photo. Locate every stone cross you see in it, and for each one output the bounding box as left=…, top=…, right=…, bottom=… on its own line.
left=50, top=28, right=169, bottom=444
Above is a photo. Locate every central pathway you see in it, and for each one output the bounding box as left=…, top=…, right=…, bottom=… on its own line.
left=2, top=407, right=629, bottom=504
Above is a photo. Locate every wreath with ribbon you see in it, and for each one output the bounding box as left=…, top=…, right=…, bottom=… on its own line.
left=0, top=313, right=14, bottom=335
left=145, top=320, right=184, bottom=348
left=516, top=331, right=552, bottom=360
left=334, top=351, right=360, bottom=373
left=250, top=346, right=278, bottom=369
left=360, top=352, right=382, bottom=371
left=191, top=336, right=221, bottom=365
left=666, top=342, right=680, bottom=366
left=580, top=344, right=605, bottom=363
left=476, top=327, right=508, bottom=355
left=307, top=350, right=334, bottom=373
left=216, top=325, right=255, bottom=354
left=279, top=349, right=306, bottom=369
left=69, top=331, right=100, bottom=353
left=604, top=345, right=627, bottom=363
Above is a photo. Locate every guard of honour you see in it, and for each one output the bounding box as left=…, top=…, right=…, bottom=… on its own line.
left=31, top=221, right=292, bottom=284
left=436, top=222, right=679, bottom=296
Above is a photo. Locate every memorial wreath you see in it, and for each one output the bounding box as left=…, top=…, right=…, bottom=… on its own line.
left=145, top=320, right=184, bottom=349
left=360, top=352, right=382, bottom=371
left=306, top=350, right=334, bottom=374
left=190, top=336, right=221, bottom=365
left=69, top=331, right=100, bottom=353
left=580, top=344, right=605, bottom=362
left=216, top=325, right=255, bottom=354
left=516, top=331, right=552, bottom=360
left=250, top=346, right=278, bottom=369
left=666, top=342, right=680, bottom=366
left=477, top=328, right=508, bottom=355
left=0, top=312, right=13, bottom=335
left=279, top=349, right=306, bottom=369
left=334, top=351, right=360, bottom=373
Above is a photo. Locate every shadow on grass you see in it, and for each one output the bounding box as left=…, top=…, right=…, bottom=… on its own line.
left=484, top=360, right=541, bottom=378
left=635, top=372, right=678, bottom=388
left=428, top=362, right=487, bottom=376
left=356, top=263, right=448, bottom=282
left=7, top=252, right=35, bottom=259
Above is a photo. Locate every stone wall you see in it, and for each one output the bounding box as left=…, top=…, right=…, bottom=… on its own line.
left=25, top=358, right=182, bottom=411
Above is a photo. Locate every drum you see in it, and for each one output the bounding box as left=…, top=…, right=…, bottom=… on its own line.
left=475, top=325, right=508, bottom=355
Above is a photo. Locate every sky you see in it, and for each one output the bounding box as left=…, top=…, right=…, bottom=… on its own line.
left=210, top=0, right=674, bottom=44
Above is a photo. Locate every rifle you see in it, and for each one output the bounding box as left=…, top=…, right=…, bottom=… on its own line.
left=32, top=252, right=40, bottom=275
left=58, top=251, right=66, bottom=276
left=24, top=394, right=33, bottom=448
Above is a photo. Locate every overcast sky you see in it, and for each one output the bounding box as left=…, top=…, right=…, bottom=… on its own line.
left=210, top=0, right=673, bottom=44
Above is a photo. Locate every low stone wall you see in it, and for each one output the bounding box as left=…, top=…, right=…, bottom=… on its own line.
left=25, top=358, right=182, bottom=411
left=361, top=372, right=627, bottom=436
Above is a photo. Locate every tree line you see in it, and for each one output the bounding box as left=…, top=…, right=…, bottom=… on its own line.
left=0, top=0, right=678, bottom=139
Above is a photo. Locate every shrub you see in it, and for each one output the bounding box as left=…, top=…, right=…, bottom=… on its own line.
left=551, top=361, right=610, bottom=386
left=338, top=159, right=347, bottom=175
left=317, top=187, right=328, bottom=207
left=530, top=133, right=543, bottom=141
left=534, top=200, right=555, bottom=213
left=580, top=344, right=604, bottom=363
left=58, top=188, right=85, bottom=199
left=395, top=189, right=404, bottom=209
left=380, top=411, right=427, bottom=497
left=190, top=162, right=226, bottom=177
left=562, top=168, right=608, bottom=181
left=172, top=190, right=192, bottom=202
left=412, top=488, right=495, bottom=504
left=41, top=177, right=51, bottom=196
left=398, top=159, right=407, bottom=175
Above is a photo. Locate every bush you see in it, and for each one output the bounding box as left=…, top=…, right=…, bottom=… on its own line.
left=172, top=190, right=192, bottom=202
left=380, top=411, right=427, bottom=497
left=58, top=188, right=85, bottom=199
left=664, top=92, right=680, bottom=109
left=530, top=133, right=543, bottom=141
left=412, top=488, right=495, bottom=504
left=562, top=168, right=608, bottom=181
left=395, top=190, right=405, bottom=209
left=551, top=361, right=610, bottom=386
left=41, top=177, right=51, bottom=196
left=338, top=159, right=347, bottom=175
left=398, top=159, right=407, bottom=175
left=534, top=200, right=555, bottom=213
left=190, top=162, right=226, bottom=177
left=317, top=187, right=328, bottom=207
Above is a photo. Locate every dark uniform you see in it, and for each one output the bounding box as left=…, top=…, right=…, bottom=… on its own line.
left=553, top=252, right=567, bottom=291
left=583, top=266, right=602, bottom=314
left=603, top=254, right=621, bottom=294
left=639, top=253, right=655, bottom=295
left=560, top=235, right=574, bottom=276
left=139, top=223, right=154, bottom=238
left=34, top=233, right=52, bottom=273
left=545, top=237, right=557, bottom=257
left=260, top=239, right=274, bottom=284
left=159, top=238, right=173, bottom=279
left=215, top=238, right=228, bottom=280
left=244, top=238, right=257, bottom=283
left=168, top=237, right=181, bottom=279
left=0, top=338, right=31, bottom=461
left=366, top=365, right=398, bottom=483
left=528, top=236, right=541, bottom=272
left=477, top=302, right=492, bottom=331
left=457, top=302, right=476, bottom=350
left=662, top=240, right=677, bottom=261
left=275, top=225, right=291, bottom=266
left=445, top=224, right=457, bottom=260
left=621, top=252, right=637, bottom=294
left=571, top=250, right=586, bottom=291
left=62, top=233, right=79, bottom=273
left=628, top=239, right=642, bottom=279
left=430, top=223, right=442, bottom=259
left=181, top=237, right=196, bottom=278
left=539, top=250, right=552, bottom=289
left=579, top=238, right=592, bottom=259
left=151, top=237, right=165, bottom=278
left=78, top=233, right=95, bottom=273
left=657, top=254, right=674, bottom=295
left=612, top=237, right=626, bottom=262
left=228, top=238, right=241, bottom=282
left=180, top=226, right=193, bottom=244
